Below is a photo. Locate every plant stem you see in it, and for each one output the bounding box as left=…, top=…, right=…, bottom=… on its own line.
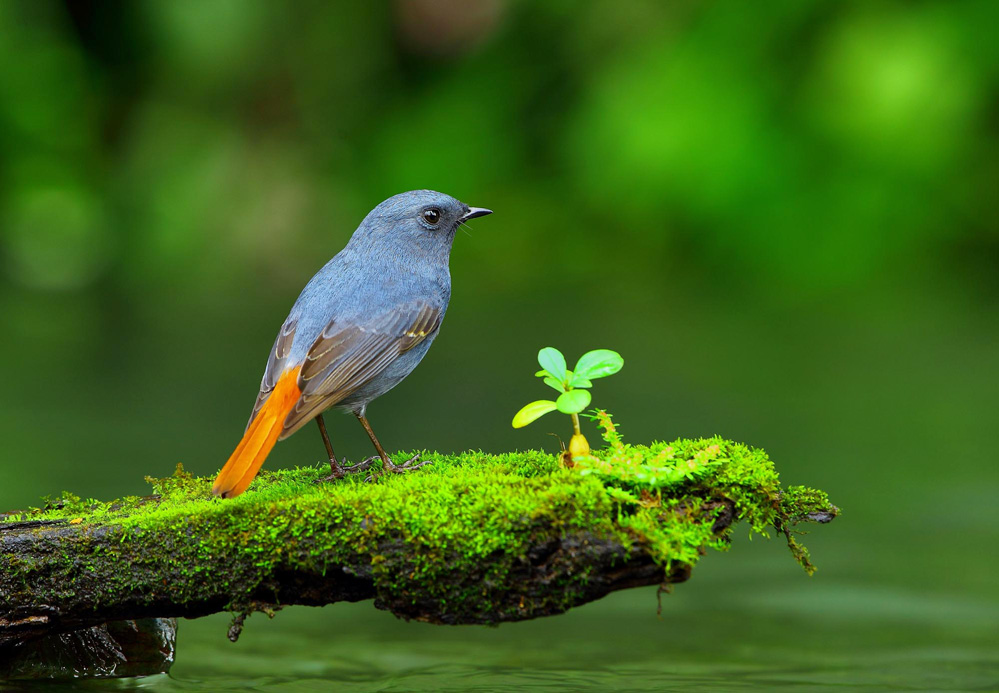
left=571, top=412, right=581, bottom=436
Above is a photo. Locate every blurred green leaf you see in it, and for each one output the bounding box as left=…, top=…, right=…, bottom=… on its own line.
left=569, top=373, right=593, bottom=389
left=535, top=370, right=549, bottom=377
left=512, top=400, right=558, bottom=428
left=574, top=350, right=624, bottom=380
left=538, top=347, right=567, bottom=383
left=543, top=376, right=565, bottom=393
left=556, top=389, right=591, bottom=415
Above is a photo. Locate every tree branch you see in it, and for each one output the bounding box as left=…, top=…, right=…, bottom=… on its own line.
left=0, top=442, right=837, bottom=663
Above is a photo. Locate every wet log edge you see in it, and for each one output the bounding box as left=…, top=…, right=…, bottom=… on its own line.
left=0, top=499, right=737, bottom=650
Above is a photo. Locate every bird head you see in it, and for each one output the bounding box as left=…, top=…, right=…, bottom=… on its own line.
left=351, top=190, right=492, bottom=262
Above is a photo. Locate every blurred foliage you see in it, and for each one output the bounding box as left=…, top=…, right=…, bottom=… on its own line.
left=2, top=0, right=995, bottom=302
left=0, top=1, right=997, bottom=619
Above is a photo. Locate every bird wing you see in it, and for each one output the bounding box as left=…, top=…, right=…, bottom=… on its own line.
left=247, top=315, right=299, bottom=431
left=248, top=301, right=442, bottom=439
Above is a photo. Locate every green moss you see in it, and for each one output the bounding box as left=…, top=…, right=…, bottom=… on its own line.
left=2, top=433, right=837, bottom=622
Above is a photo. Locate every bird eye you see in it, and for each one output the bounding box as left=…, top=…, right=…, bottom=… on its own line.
left=421, top=207, right=441, bottom=226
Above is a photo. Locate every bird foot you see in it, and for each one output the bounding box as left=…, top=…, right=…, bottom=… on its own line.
left=358, top=453, right=432, bottom=481
left=385, top=453, right=432, bottom=473
left=313, top=458, right=379, bottom=484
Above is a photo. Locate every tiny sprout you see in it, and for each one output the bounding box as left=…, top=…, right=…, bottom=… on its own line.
left=512, top=347, right=624, bottom=464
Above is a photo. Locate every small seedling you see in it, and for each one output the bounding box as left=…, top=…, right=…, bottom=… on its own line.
left=512, top=347, right=624, bottom=464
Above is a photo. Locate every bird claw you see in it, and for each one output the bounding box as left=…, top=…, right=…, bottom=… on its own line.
left=313, top=458, right=379, bottom=485
left=344, top=458, right=379, bottom=474
left=359, top=453, right=432, bottom=482
left=386, top=453, right=432, bottom=473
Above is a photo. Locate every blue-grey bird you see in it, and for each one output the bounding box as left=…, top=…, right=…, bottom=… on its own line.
left=212, top=190, right=492, bottom=498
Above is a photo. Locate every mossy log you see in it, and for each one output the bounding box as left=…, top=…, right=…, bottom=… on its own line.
left=1, top=437, right=837, bottom=652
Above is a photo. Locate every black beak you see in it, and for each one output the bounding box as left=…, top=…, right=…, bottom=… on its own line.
left=460, top=207, right=493, bottom=223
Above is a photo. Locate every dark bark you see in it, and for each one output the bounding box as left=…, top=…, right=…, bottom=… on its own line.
left=0, top=619, right=176, bottom=680
left=1, top=505, right=729, bottom=651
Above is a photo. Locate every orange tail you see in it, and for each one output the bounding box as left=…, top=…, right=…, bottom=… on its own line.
left=212, top=367, right=301, bottom=499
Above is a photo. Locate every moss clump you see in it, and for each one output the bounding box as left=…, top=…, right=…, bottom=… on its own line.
left=1, top=433, right=837, bottom=628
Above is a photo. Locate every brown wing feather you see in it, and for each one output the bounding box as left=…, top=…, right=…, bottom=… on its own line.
left=278, top=302, right=441, bottom=438
left=246, top=316, right=298, bottom=431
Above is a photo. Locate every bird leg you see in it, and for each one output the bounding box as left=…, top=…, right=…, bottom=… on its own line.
left=313, top=414, right=378, bottom=484
left=355, top=413, right=432, bottom=477
left=316, top=414, right=342, bottom=477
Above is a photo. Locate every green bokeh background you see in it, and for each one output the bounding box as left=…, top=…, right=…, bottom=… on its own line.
left=1, top=1, right=996, bottom=688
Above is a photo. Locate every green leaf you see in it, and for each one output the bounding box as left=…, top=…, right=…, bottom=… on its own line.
left=535, top=370, right=549, bottom=377
left=606, top=487, right=640, bottom=505
left=569, top=372, right=593, bottom=388
left=556, top=389, right=592, bottom=414
left=512, top=400, right=558, bottom=428
left=538, top=347, right=567, bottom=383
left=574, top=349, right=624, bottom=380
left=543, top=376, right=565, bottom=393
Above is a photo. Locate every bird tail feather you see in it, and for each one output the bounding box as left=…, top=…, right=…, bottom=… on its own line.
left=212, top=367, right=301, bottom=498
